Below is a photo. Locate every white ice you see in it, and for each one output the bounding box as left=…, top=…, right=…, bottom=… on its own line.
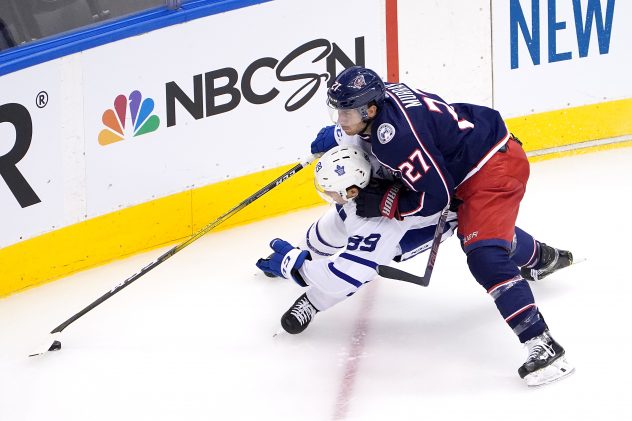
left=1, top=148, right=631, bottom=421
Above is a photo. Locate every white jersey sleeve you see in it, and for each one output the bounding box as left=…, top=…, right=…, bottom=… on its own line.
left=299, top=205, right=347, bottom=258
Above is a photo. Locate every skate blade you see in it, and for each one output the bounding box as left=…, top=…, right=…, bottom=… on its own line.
left=272, top=325, right=285, bottom=338
left=530, top=256, right=587, bottom=281
left=572, top=257, right=587, bottom=265
left=28, top=332, right=62, bottom=357
left=525, top=356, right=575, bottom=387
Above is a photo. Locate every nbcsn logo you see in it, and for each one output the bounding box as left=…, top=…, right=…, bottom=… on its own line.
left=98, top=90, right=160, bottom=145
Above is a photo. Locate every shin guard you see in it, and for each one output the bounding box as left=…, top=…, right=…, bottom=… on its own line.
left=467, top=246, right=547, bottom=342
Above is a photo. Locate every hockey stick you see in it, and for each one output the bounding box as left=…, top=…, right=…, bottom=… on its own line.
left=29, top=156, right=315, bottom=357
left=376, top=207, right=450, bottom=287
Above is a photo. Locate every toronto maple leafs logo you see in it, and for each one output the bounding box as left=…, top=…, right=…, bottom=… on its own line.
left=335, top=165, right=346, bottom=176
left=351, top=75, right=366, bottom=89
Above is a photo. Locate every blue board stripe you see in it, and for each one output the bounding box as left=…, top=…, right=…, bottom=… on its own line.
left=0, top=0, right=272, bottom=76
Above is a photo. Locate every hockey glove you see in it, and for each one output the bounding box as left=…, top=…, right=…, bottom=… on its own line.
left=255, top=239, right=311, bottom=287
left=355, top=182, right=402, bottom=219
left=310, top=125, right=337, bottom=155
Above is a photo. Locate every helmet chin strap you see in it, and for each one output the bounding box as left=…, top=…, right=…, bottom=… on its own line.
left=360, top=104, right=378, bottom=135
left=360, top=118, right=374, bottom=135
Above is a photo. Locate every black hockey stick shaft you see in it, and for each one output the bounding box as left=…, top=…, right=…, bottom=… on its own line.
left=377, top=207, right=450, bottom=286
left=49, top=159, right=312, bottom=335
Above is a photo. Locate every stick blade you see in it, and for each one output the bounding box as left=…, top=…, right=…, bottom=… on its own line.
left=377, top=265, right=429, bottom=286
left=28, top=333, right=62, bottom=357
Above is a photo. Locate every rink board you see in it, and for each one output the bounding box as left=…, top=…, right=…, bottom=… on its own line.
left=0, top=162, right=322, bottom=296
left=0, top=0, right=386, bottom=295
left=1, top=0, right=631, bottom=296
left=2, top=97, right=630, bottom=296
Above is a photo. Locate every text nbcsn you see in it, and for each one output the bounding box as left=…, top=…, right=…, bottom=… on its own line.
left=97, top=36, right=367, bottom=143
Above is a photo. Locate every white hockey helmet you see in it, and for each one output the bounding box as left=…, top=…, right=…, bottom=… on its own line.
left=314, top=145, right=371, bottom=204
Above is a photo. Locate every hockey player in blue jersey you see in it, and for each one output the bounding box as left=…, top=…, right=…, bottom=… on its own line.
left=257, top=66, right=576, bottom=387
left=330, top=66, right=574, bottom=385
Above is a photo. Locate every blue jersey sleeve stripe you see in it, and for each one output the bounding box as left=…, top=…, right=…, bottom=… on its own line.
left=327, top=262, right=363, bottom=288
left=335, top=204, right=348, bottom=221
left=305, top=224, right=334, bottom=257
left=315, top=221, right=342, bottom=249
left=339, top=253, right=378, bottom=270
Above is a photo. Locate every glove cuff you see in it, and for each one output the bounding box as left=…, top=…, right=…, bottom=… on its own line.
left=280, top=248, right=311, bottom=285
left=379, top=184, right=402, bottom=219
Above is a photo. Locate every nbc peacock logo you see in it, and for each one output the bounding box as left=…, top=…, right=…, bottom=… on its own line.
left=98, top=90, right=160, bottom=145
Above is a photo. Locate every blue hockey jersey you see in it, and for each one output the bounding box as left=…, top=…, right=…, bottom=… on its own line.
left=369, top=83, right=511, bottom=217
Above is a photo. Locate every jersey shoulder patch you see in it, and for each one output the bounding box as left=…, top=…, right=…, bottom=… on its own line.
left=377, top=123, right=396, bottom=144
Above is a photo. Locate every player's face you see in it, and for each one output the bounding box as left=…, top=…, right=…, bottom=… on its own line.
left=328, top=104, right=377, bottom=136
left=328, top=107, right=365, bottom=135
left=315, top=184, right=359, bottom=205
left=321, top=190, right=348, bottom=205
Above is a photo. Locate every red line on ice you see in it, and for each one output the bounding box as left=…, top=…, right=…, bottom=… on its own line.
left=332, top=283, right=378, bottom=420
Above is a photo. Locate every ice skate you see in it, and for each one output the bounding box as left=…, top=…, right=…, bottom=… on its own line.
left=518, top=330, right=575, bottom=387
left=281, top=293, right=318, bottom=334
left=521, top=243, right=573, bottom=281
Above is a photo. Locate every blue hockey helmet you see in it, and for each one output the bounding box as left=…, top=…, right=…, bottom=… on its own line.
left=327, top=66, right=385, bottom=122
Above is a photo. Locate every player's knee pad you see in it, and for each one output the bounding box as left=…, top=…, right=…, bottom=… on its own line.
left=466, top=246, right=520, bottom=290
left=510, top=226, right=538, bottom=267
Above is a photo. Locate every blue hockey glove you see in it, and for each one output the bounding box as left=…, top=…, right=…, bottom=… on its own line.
left=310, top=125, right=337, bottom=155
left=256, top=239, right=311, bottom=286
left=355, top=181, right=402, bottom=219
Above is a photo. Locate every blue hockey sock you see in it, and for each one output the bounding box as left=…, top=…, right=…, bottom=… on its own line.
left=467, top=246, right=547, bottom=343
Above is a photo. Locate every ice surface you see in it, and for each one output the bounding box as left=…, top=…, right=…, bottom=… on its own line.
left=1, top=148, right=631, bottom=421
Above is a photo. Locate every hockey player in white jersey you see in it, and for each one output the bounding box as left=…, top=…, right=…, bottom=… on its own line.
left=256, top=144, right=456, bottom=327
